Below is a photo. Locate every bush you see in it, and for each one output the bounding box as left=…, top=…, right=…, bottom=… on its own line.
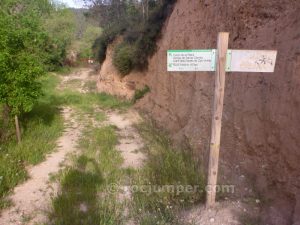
left=131, top=0, right=177, bottom=70
left=112, top=43, right=134, bottom=76
left=133, top=85, right=150, bottom=103
left=43, top=7, right=76, bottom=71
left=92, top=0, right=177, bottom=75
left=76, top=26, right=102, bottom=59
left=93, top=24, right=125, bottom=64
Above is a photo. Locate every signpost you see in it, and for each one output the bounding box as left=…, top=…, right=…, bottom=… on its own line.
left=167, top=32, right=277, bottom=207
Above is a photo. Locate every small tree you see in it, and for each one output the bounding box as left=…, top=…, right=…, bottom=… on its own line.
left=0, top=0, right=50, bottom=143
left=43, top=6, right=76, bottom=70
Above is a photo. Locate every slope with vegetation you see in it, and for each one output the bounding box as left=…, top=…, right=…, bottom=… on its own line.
left=88, top=0, right=176, bottom=75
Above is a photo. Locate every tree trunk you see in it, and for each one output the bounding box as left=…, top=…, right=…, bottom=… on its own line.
left=2, top=104, right=10, bottom=128
left=146, top=0, right=149, bottom=21
left=142, top=1, right=145, bottom=22
left=15, top=115, right=21, bottom=144
left=1, top=104, right=11, bottom=140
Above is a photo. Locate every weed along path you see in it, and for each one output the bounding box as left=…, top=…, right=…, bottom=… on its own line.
left=0, top=106, right=82, bottom=225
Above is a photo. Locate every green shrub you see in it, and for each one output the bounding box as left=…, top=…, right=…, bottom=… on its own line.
left=43, top=6, right=76, bottom=71
left=131, top=0, right=177, bottom=70
left=133, top=85, right=150, bottom=103
left=76, top=26, right=102, bottom=59
left=93, top=24, right=125, bottom=64
left=91, top=0, right=177, bottom=74
left=113, top=43, right=135, bottom=76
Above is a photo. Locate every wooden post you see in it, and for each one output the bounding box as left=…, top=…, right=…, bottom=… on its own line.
left=15, top=115, right=21, bottom=144
left=206, top=32, right=229, bottom=207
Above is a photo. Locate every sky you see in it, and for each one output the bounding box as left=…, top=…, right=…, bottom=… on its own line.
left=56, top=0, right=85, bottom=8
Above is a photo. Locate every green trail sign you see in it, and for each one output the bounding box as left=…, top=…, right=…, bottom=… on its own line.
left=167, top=49, right=216, bottom=72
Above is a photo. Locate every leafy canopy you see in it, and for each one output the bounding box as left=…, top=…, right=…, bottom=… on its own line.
left=87, top=0, right=177, bottom=75
left=42, top=5, right=76, bottom=70
left=0, top=0, right=51, bottom=115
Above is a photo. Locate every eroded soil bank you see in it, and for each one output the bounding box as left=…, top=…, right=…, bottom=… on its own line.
left=97, top=0, right=300, bottom=224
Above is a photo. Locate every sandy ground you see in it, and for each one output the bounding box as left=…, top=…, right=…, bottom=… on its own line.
left=181, top=200, right=260, bottom=225
left=107, top=110, right=145, bottom=169
left=59, top=67, right=98, bottom=93
left=106, top=110, right=146, bottom=225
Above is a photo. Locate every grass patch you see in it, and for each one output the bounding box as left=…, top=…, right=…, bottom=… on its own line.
left=55, top=66, right=74, bottom=76
left=64, top=79, right=82, bottom=90
left=60, top=89, right=131, bottom=114
left=133, top=85, right=150, bottom=103
left=0, top=74, right=64, bottom=209
left=49, top=126, right=125, bottom=225
left=83, top=80, right=97, bottom=93
left=132, top=121, right=205, bottom=224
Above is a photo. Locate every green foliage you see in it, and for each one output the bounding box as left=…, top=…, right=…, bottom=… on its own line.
left=43, top=6, right=76, bottom=70
left=44, top=7, right=75, bottom=47
left=133, top=85, right=150, bottom=103
left=112, top=43, right=134, bottom=76
left=74, top=25, right=102, bottom=59
left=60, top=90, right=131, bottom=113
left=133, top=122, right=205, bottom=224
left=91, top=0, right=177, bottom=75
left=126, top=0, right=177, bottom=71
left=0, top=0, right=50, bottom=116
left=93, top=24, right=125, bottom=64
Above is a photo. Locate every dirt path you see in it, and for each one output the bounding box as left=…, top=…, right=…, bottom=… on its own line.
left=0, top=67, right=146, bottom=225
left=0, top=107, right=82, bottom=225
left=107, top=110, right=145, bottom=169
left=0, top=68, right=90, bottom=225
left=58, top=67, right=98, bottom=93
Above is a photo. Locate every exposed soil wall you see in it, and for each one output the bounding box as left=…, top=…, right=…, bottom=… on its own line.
left=97, top=38, right=146, bottom=100
left=97, top=0, right=300, bottom=223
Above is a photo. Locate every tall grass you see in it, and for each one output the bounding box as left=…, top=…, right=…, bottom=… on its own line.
left=132, top=122, right=205, bottom=224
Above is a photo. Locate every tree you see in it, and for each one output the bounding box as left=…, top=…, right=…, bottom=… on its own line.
left=43, top=6, right=76, bottom=70
left=74, top=25, right=102, bottom=59
left=85, top=0, right=176, bottom=73
left=0, top=0, right=51, bottom=143
left=84, top=0, right=127, bottom=27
